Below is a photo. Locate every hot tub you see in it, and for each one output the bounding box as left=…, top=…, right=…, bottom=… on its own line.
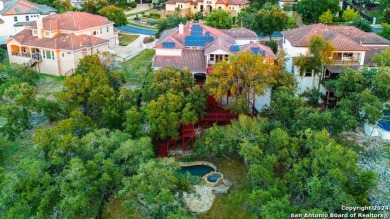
left=204, top=171, right=224, bottom=187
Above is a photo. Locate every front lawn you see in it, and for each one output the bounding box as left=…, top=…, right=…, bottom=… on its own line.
left=119, top=34, right=140, bottom=46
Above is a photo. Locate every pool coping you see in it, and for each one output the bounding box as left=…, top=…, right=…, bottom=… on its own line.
left=178, top=161, right=217, bottom=172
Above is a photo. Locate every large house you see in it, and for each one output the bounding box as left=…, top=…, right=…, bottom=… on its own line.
left=0, top=0, right=56, bottom=43
left=165, top=0, right=250, bottom=17
left=6, top=11, right=119, bottom=76
left=152, top=23, right=276, bottom=110
left=281, top=23, right=390, bottom=107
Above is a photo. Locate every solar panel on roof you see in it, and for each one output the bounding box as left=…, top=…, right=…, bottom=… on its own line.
left=162, top=42, right=175, bottom=48
left=230, top=45, right=240, bottom=51
left=251, top=47, right=266, bottom=56
left=185, top=25, right=214, bottom=47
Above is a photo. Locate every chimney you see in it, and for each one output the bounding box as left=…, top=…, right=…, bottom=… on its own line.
left=36, top=17, right=43, bottom=39
left=179, top=22, right=184, bottom=35
left=0, top=1, right=4, bottom=11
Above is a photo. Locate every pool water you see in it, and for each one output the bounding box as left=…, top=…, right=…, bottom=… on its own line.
left=378, top=117, right=390, bottom=131
left=207, top=174, right=222, bottom=183
left=180, top=165, right=215, bottom=177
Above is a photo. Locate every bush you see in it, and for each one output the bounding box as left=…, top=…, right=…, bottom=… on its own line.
left=351, top=17, right=372, bottom=32
left=143, top=36, right=155, bottom=44
left=149, top=12, right=160, bottom=19
left=129, top=1, right=137, bottom=8
left=148, top=18, right=159, bottom=25
left=265, top=40, right=278, bottom=54
left=0, top=48, right=6, bottom=61
left=140, top=11, right=145, bottom=17
left=134, top=13, right=140, bottom=21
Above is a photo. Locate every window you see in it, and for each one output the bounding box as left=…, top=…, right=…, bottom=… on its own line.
left=42, top=50, right=45, bottom=58
left=33, top=30, right=37, bottom=35
left=106, top=26, right=109, bottom=32
left=305, top=70, right=312, bottom=77
left=45, top=50, right=52, bottom=59
left=218, top=6, right=221, bottom=9
left=210, top=54, right=214, bottom=61
left=100, top=28, right=102, bottom=34
left=25, top=16, right=29, bottom=21
left=194, top=5, right=196, bottom=9
left=21, top=47, right=26, bottom=52
left=62, top=53, right=64, bottom=57
left=14, top=16, right=18, bottom=22
left=52, top=51, right=55, bottom=60
left=181, top=4, right=183, bottom=8
left=45, top=32, right=50, bottom=36
left=93, top=31, right=97, bottom=35
left=283, top=36, right=286, bottom=44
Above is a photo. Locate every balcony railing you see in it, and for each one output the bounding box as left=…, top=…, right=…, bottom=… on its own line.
left=332, top=59, right=360, bottom=65
left=11, top=51, right=31, bottom=58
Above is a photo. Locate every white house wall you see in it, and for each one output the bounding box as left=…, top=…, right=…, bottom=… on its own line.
left=235, top=38, right=258, bottom=45
left=0, top=13, right=54, bottom=39
left=155, top=48, right=182, bottom=56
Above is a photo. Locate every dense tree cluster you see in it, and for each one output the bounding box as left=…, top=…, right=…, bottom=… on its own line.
left=205, top=10, right=233, bottom=29
left=295, top=0, right=339, bottom=23
left=0, top=56, right=198, bottom=218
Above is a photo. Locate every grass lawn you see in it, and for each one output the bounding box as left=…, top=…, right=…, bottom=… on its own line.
left=36, top=74, right=65, bottom=100
left=120, top=49, right=155, bottom=88
left=119, top=34, right=140, bottom=46
left=127, top=21, right=157, bottom=30
left=102, top=197, right=144, bottom=219
left=198, top=157, right=253, bottom=219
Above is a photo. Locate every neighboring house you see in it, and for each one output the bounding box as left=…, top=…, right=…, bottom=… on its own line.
left=152, top=23, right=276, bottom=111
left=165, top=0, right=250, bottom=17
left=0, top=0, right=57, bottom=44
left=278, top=0, right=297, bottom=9
left=71, top=0, right=84, bottom=8
left=6, top=11, right=119, bottom=76
left=280, top=23, right=390, bottom=107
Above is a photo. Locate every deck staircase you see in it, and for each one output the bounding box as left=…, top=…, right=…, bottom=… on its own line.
left=156, top=124, right=195, bottom=157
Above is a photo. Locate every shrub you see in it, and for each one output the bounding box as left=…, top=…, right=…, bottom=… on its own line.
left=265, top=40, right=278, bottom=54
left=351, top=17, right=372, bottom=32
left=342, top=8, right=359, bottom=22
left=148, top=18, right=159, bottom=25
left=0, top=48, right=6, bottom=61
left=143, top=36, right=155, bottom=44
left=149, top=12, right=160, bottom=19
left=129, top=1, right=137, bottom=8
left=134, top=13, right=140, bottom=21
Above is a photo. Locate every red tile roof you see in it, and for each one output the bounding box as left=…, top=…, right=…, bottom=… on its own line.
left=327, top=26, right=390, bottom=45
left=215, top=0, right=250, bottom=5
left=153, top=49, right=206, bottom=72
left=222, top=27, right=258, bottom=39
left=282, top=24, right=370, bottom=51
left=241, top=42, right=277, bottom=59
left=30, top=11, right=114, bottom=31
left=0, top=0, right=57, bottom=16
left=10, top=29, right=108, bottom=50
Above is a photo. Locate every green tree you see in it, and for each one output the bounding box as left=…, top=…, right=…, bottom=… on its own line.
left=251, top=0, right=278, bottom=10
left=319, top=9, right=333, bottom=24
left=53, top=0, right=73, bottom=13
left=351, top=17, right=372, bottom=32
left=205, top=10, right=233, bottom=29
left=98, top=5, right=127, bottom=26
left=295, top=0, right=339, bottom=23
left=254, top=3, right=287, bottom=40
left=342, top=8, right=359, bottom=22
left=58, top=54, right=117, bottom=126
left=143, top=66, right=206, bottom=139
left=379, top=22, right=390, bottom=40
left=383, top=8, right=390, bottom=24
left=156, top=14, right=186, bottom=38
left=120, top=158, right=193, bottom=219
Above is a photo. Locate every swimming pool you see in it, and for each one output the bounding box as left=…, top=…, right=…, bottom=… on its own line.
left=180, top=165, right=215, bottom=177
